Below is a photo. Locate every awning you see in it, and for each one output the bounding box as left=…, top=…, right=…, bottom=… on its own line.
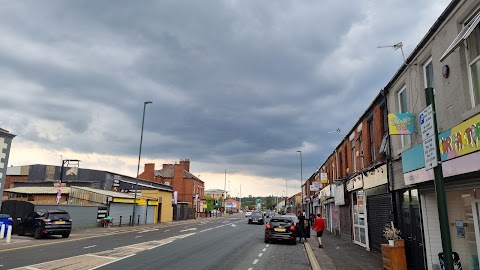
left=440, top=12, right=480, bottom=62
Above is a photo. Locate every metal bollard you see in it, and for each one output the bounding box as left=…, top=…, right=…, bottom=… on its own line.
left=137, top=215, right=140, bottom=225
left=0, top=224, right=4, bottom=239
left=119, top=216, right=122, bottom=227
left=5, top=225, right=11, bottom=243
left=129, top=215, right=132, bottom=226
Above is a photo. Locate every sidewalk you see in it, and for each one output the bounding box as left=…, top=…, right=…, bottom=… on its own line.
left=306, top=231, right=383, bottom=270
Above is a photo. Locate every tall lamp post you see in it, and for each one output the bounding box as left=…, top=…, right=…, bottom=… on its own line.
left=297, top=150, right=303, bottom=213
left=132, top=101, right=152, bottom=226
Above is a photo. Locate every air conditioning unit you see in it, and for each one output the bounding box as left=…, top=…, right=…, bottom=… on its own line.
left=164, top=182, right=170, bottom=185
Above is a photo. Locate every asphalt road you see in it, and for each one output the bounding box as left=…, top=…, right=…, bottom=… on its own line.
left=0, top=214, right=311, bottom=270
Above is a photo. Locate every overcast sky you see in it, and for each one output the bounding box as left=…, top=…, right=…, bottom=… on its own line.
left=1, top=0, right=451, bottom=197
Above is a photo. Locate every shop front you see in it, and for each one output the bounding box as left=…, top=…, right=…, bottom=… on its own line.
left=347, top=174, right=368, bottom=247
left=402, top=114, right=480, bottom=270
left=320, top=184, right=339, bottom=235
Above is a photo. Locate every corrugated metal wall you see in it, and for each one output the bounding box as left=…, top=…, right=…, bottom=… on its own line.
left=33, top=204, right=99, bottom=229
left=136, top=205, right=155, bottom=225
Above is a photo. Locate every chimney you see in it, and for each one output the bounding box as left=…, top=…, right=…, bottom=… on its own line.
left=163, top=164, right=171, bottom=169
left=179, top=159, right=190, bottom=172
left=138, top=163, right=155, bottom=181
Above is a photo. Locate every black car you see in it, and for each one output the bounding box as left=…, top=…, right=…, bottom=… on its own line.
left=264, top=215, right=297, bottom=245
left=248, top=211, right=264, bottom=224
left=17, top=209, right=72, bottom=239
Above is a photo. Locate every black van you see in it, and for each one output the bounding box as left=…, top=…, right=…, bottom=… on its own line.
left=17, top=209, right=72, bottom=239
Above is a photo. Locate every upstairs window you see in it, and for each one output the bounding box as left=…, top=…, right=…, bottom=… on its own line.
left=351, top=138, right=356, bottom=172
left=368, top=118, right=375, bottom=163
left=424, top=58, right=434, bottom=89
left=398, top=87, right=411, bottom=147
left=440, top=11, right=480, bottom=107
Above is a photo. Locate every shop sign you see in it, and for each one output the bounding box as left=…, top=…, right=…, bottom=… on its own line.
left=334, top=184, right=345, bottom=205
left=363, top=165, right=387, bottom=189
left=388, top=113, right=415, bottom=135
left=346, top=175, right=363, bottom=191
left=319, top=184, right=331, bottom=201
left=320, top=173, right=328, bottom=183
left=439, top=113, right=480, bottom=160
left=311, top=181, right=321, bottom=191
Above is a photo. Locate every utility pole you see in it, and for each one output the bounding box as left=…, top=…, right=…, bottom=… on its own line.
left=425, top=87, right=453, bottom=270
left=224, top=169, right=227, bottom=215
left=240, top=184, right=242, bottom=211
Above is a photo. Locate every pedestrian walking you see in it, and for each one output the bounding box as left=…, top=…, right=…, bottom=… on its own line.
left=309, top=212, right=315, bottom=227
left=297, top=211, right=307, bottom=243
left=311, top=214, right=326, bottom=248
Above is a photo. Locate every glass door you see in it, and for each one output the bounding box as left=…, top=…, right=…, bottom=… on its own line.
left=353, top=190, right=367, bottom=246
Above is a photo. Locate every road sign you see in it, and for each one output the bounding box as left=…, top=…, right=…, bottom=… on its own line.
left=420, top=104, right=434, bottom=141
left=422, top=130, right=438, bottom=170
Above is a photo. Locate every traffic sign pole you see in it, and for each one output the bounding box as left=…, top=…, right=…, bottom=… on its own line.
left=425, top=87, right=453, bottom=270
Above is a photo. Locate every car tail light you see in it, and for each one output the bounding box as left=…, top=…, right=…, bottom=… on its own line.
left=290, top=225, right=295, bottom=231
left=44, top=219, right=51, bottom=223
left=266, top=224, right=271, bottom=229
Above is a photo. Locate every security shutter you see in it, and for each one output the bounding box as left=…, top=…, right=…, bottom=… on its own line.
left=109, top=203, right=134, bottom=226
left=135, top=205, right=156, bottom=225
left=339, top=204, right=352, bottom=242
left=367, top=193, right=393, bottom=257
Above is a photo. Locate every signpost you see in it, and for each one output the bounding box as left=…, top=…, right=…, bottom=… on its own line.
left=420, top=104, right=437, bottom=170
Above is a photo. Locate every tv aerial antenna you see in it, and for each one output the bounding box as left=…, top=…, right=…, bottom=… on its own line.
left=377, top=42, right=405, bottom=63
left=328, top=128, right=342, bottom=135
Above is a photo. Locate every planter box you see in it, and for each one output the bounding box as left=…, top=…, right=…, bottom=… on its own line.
left=381, top=244, right=407, bottom=270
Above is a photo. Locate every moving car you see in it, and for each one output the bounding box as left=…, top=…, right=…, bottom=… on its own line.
left=245, top=210, right=253, bottom=217
left=264, top=215, right=297, bottom=245
left=248, top=211, right=264, bottom=224
left=17, top=209, right=72, bottom=239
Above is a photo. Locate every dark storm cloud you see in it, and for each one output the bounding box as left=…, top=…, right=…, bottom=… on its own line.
left=1, top=0, right=450, bottom=180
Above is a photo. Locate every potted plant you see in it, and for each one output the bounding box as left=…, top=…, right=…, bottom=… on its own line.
left=383, top=224, right=401, bottom=246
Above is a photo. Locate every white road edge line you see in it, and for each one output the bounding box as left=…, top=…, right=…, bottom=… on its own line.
left=20, top=267, right=41, bottom=270
left=253, top=259, right=259, bottom=264
left=83, top=245, right=97, bottom=249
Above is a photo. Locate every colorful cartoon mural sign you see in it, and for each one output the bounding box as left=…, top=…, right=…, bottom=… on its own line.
left=439, top=113, right=480, bottom=161
left=388, top=113, right=415, bottom=135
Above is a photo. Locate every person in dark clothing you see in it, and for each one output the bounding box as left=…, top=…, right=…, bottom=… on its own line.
left=309, top=213, right=315, bottom=227
left=297, top=211, right=307, bottom=243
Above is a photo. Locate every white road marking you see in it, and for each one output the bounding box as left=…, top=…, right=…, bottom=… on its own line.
left=179, top=228, right=197, bottom=232
left=20, top=267, right=41, bottom=270
left=258, top=253, right=263, bottom=257
left=262, top=248, right=266, bottom=251
left=253, top=259, right=259, bottom=264
left=83, top=245, right=97, bottom=249
left=266, top=244, right=269, bottom=247
left=135, top=235, right=143, bottom=238
left=165, top=230, right=170, bottom=232
left=248, top=268, right=253, bottom=270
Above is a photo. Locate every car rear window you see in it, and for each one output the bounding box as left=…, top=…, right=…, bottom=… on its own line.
left=251, top=212, right=262, bottom=217
left=48, top=213, right=70, bottom=220
left=271, top=218, right=292, bottom=223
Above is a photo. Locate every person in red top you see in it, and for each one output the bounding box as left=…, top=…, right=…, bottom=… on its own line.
left=311, top=214, right=326, bottom=248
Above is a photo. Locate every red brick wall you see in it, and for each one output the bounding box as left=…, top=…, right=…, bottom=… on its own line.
left=138, top=163, right=155, bottom=181
left=373, top=105, right=386, bottom=162
left=362, top=119, right=371, bottom=168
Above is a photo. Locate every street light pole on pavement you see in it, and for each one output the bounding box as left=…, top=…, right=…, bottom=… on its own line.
left=132, top=101, right=152, bottom=226
left=297, top=150, right=303, bottom=213
left=224, top=169, right=227, bottom=215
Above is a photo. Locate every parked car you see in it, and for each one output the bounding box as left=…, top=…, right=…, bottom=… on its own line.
left=245, top=210, right=253, bottom=217
left=17, top=209, right=72, bottom=239
left=264, top=215, right=297, bottom=245
left=248, top=211, right=264, bottom=224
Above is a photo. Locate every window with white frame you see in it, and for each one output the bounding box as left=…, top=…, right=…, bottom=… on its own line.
left=398, top=87, right=411, bottom=147
left=358, top=132, right=364, bottom=168
left=368, top=118, right=375, bottom=163
left=440, top=11, right=480, bottom=107
left=351, top=138, right=356, bottom=172
left=424, top=58, right=434, bottom=89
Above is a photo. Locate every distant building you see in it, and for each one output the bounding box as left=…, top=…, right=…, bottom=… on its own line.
left=0, top=128, right=15, bottom=209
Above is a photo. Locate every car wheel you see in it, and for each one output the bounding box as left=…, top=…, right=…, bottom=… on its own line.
left=264, top=238, right=270, bottom=244
left=290, top=238, right=297, bottom=245
left=34, top=228, right=43, bottom=239
left=17, top=226, right=25, bottom=236
left=62, top=232, right=70, bottom=238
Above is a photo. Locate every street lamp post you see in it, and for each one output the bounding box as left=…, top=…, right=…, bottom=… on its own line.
left=132, top=101, right=152, bottom=226
left=297, top=150, right=303, bottom=213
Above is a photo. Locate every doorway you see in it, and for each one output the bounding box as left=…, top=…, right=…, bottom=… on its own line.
left=401, top=189, right=425, bottom=270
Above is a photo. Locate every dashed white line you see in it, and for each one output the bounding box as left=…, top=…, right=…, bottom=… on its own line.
left=253, top=259, right=259, bottom=264
left=262, top=248, right=266, bottom=251
left=179, top=228, right=197, bottom=232
left=83, top=245, right=97, bottom=249
left=258, top=253, right=263, bottom=257
left=164, top=230, right=170, bottom=232
left=248, top=268, right=253, bottom=270
left=266, top=244, right=269, bottom=247
left=135, top=235, right=143, bottom=238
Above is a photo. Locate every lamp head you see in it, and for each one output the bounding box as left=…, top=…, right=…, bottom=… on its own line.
left=144, top=101, right=153, bottom=105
